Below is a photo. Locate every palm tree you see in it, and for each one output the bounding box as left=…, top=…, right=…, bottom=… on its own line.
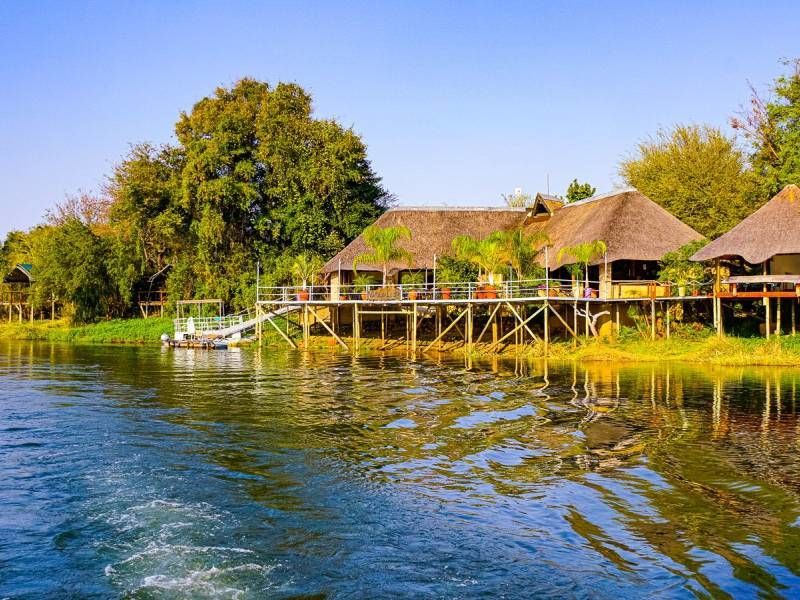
left=452, top=234, right=506, bottom=284
left=497, top=229, right=550, bottom=281
left=291, top=253, right=324, bottom=289
left=557, top=240, right=607, bottom=292
left=353, top=225, right=413, bottom=286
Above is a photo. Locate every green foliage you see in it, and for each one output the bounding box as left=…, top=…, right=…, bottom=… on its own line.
left=291, top=253, right=324, bottom=288
left=565, top=179, right=596, bottom=203
left=495, top=229, right=548, bottom=280
left=352, top=272, right=378, bottom=292
left=26, top=220, right=117, bottom=322
left=619, top=124, right=754, bottom=238
left=732, top=59, right=800, bottom=199
left=502, top=189, right=534, bottom=207
left=658, top=240, right=708, bottom=286
left=352, top=225, right=413, bottom=284
left=400, top=271, right=425, bottom=285
left=436, top=255, right=478, bottom=284
left=557, top=240, right=607, bottom=286
left=451, top=234, right=507, bottom=283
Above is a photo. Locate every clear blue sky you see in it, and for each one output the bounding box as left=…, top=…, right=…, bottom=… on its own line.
left=1, top=1, right=799, bottom=239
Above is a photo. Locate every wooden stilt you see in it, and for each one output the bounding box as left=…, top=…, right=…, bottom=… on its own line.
left=650, top=299, right=656, bottom=340
left=543, top=300, right=549, bottom=354
left=424, top=306, right=469, bottom=352
left=265, top=313, right=297, bottom=349
left=549, top=303, right=577, bottom=338
left=308, top=306, right=348, bottom=350
left=666, top=302, right=670, bottom=339
left=777, top=298, right=782, bottom=337
left=353, top=304, right=360, bottom=352
left=765, top=297, right=771, bottom=339
left=411, top=303, right=418, bottom=355
left=573, top=300, right=578, bottom=346
left=793, top=301, right=797, bottom=336
left=466, top=304, right=474, bottom=354
left=615, top=303, right=620, bottom=337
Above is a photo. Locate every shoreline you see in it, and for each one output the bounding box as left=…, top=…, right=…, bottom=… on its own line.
left=3, top=319, right=800, bottom=368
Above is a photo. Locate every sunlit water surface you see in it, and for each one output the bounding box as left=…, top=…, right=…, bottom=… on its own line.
left=2, top=342, right=800, bottom=598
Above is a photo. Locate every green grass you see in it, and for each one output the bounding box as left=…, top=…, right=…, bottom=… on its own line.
left=0, top=318, right=173, bottom=344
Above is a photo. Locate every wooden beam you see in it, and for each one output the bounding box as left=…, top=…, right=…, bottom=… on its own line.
left=475, top=303, right=502, bottom=345
left=504, top=302, right=540, bottom=341
left=548, top=303, right=577, bottom=339
left=308, top=305, right=348, bottom=350
left=423, top=306, right=469, bottom=352
left=487, top=305, right=546, bottom=352
left=265, top=313, right=297, bottom=349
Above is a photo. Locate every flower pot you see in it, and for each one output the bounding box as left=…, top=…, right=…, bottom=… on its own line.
left=360, top=292, right=368, bottom=300
left=537, top=289, right=547, bottom=298
left=678, top=285, right=687, bottom=297
left=441, top=288, right=451, bottom=300
left=408, top=290, right=419, bottom=301
left=297, top=289, right=310, bottom=302
left=483, top=285, right=498, bottom=300
left=692, top=289, right=700, bottom=297
left=572, top=285, right=583, bottom=298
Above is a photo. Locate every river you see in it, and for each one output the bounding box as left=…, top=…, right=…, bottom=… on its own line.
left=1, top=342, right=799, bottom=598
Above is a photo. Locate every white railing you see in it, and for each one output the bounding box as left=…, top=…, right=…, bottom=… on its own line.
left=173, top=308, right=252, bottom=340
left=256, top=278, right=715, bottom=304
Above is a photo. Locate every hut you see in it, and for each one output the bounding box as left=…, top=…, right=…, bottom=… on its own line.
left=321, top=207, right=527, bottom=297
left=528, top=189, right=704, bottom=298
left=2, top=263, right=34, bottom=322
left=691, top=184, right=800, bottom=335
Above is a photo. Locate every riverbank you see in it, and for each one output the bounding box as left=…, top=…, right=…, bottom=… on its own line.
left=0, top=318, right=173, bottom=344
left=4, top=318, right=800, bottom=366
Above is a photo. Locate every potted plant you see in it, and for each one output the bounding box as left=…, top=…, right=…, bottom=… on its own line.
left=291, top=253, right=323, bottom=302
left=436, top=257, right=473, bottom=300
left=352, top=273, right=377, bottom=300
left=658, top=240, right=707, bottom=298
left=401, top=271, right=425, bottom=300
left=451, top=233, right=506, bottom=300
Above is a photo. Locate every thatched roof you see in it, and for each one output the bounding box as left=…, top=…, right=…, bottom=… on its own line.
left=533, top=193, right=564, bottom=215
left=3, top=263, right=33, bottom=284
left=323, top=189, right=702, bottom=275
left=321, top=207, right=526, bottom=274
left=526, top=189, right=704, bottom=269
left=691, top=185, right=800, bottom=264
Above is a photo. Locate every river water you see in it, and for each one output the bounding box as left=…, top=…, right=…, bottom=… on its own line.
left=1, top=342, right=800, bottom=598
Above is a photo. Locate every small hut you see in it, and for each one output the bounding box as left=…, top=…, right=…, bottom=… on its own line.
left=2, top=263, right=34, bottom=322
left=529, top=189, right=704, bottom=298
left=691, top=184, right=800, bottom=335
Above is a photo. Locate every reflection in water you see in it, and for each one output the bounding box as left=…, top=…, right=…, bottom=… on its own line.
left=1, top=341, right=800, bottom=598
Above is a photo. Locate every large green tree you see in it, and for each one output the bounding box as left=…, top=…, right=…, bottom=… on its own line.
left=619, top=124, right=754, bottom=238
left=103, top=78, right=389, bottom=310
left=732, top=58, right=800, bottom=199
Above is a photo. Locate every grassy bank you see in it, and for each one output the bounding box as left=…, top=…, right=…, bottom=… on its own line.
left=4, top=317, right=800, bottom=366
left=0, top=318, right=173, bottom=344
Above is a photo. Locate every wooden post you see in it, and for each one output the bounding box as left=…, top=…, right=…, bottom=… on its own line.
left=492, top=303, right=499, bottom=346
left=584, top=300, right=589, bottom=338
left=793, top=301, right=797, bottom=336
left=615, top=304, right=620, bottom=337
left=714, top=258, right=721, bottom=336
left=651, top=299, right=656, bottom=340
left=573, top=300, right=578, bottom=348
left=543, top=300, right=549, bottom=354
left=765, top=297, right=771, bottom=339
left=411, top=302, right=418, bottom=356
left=255, top=304, right=262, bottom=344
left=777, top=298, right=782, bottom=337
left=466, top=303, right=473, bottom=354
left=353, top=304, right=360, bottom=352
left=666, top=302, right=670, bottom=339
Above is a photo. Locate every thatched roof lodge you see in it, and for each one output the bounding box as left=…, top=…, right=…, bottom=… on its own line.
left=692, top=185, right=800, bottom=267
left=321, top=207, right=526, bottom=275
left=3, top=263, right=34, bottom=285
left=525, top=189, right=703, bottom=270
left=322, top=189, right=703, bottom=298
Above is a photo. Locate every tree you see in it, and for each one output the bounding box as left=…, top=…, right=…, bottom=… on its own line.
left=27, top=220, right=117, bottom=322
left=451, top=233, right=507, bottom=284
left=496, top=229, right=549, bottom=280
left=732, top=58, right=800, bottom=199
left=658, top=240, right=708, bottom=291
left=502, top=189, right=533, bottom=207
left=557, top=240, right=607, bottom=292
left=291, top=253, right=324, bottom=289
left=619, top=124, right=754, bottom=239
left=565, top=179, right=596, bottom=203
left=353, top=225, right=413, bottom=285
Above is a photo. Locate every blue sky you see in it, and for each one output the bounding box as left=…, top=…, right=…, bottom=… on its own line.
left=1, top=1, right=799, bottom=239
